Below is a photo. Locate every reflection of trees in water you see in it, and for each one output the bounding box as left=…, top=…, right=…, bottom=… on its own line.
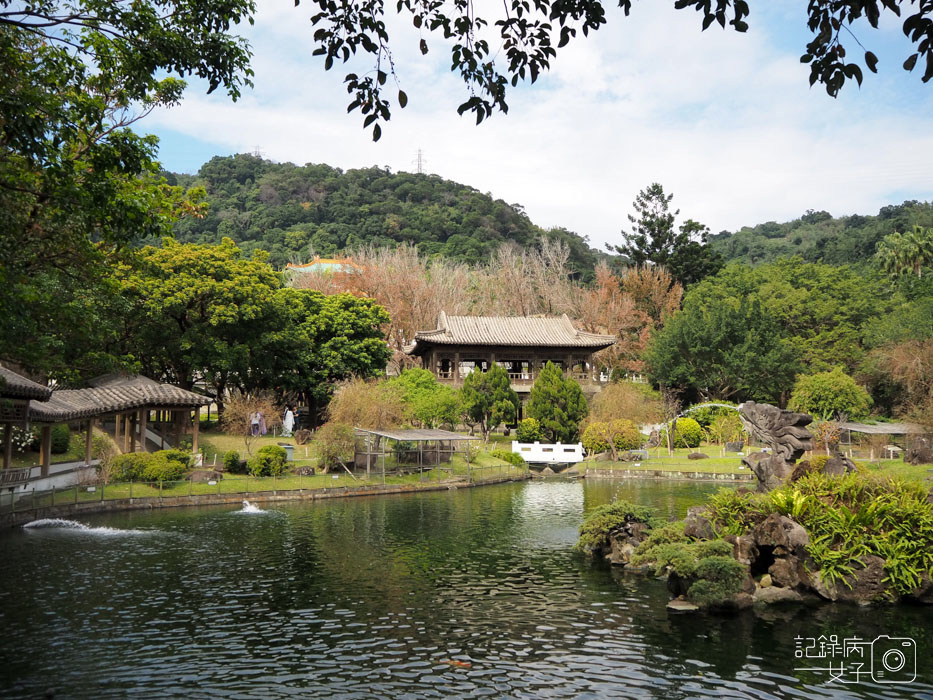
left=582, top=480, right=727, bottom=521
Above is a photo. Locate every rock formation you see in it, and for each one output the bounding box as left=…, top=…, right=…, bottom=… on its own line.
left=738, top=401, right=814, bottom=491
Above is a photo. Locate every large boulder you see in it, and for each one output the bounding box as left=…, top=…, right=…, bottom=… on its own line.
left=753, top=586, right=803, bottom=604
left=806, top=555, right=893, bottom=603
left=607, top=521, right=651, bottom=566
left=906, top=572, right=933, bottom=604
left=683, top=506, right=716, bottom=540
left=821, top=455, right=857, bottom=476
left=725, top=534, right=759, bottom=567
left=752, top=514, right=809, bottom=552
left=687, top=452, right=709, bottom=460
left=725, top=441, right=744, bottom=453
left=768, top=556, right=801, bottom=589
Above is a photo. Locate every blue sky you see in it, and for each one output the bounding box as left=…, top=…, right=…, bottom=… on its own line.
left=144, top=0, right=933, bottom=251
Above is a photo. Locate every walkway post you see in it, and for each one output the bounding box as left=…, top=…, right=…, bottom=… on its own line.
left=191, top=409, right=199, bottom=455
left=138, top=409, right=147, bottom=452
left=39, top=425, right=51, bottom=478
left=85, top=419, right=93, bottom=466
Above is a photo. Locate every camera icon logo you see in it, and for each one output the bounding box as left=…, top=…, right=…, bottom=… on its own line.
left=871, top=636, right=916, bottom=684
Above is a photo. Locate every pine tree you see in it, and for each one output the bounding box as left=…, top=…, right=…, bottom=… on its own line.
left=527, top=362, right=588, bottom=443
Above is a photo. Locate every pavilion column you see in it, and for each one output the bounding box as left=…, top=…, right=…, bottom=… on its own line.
left=123, top=414, right=131, bottom=453
left=454, top=351, right=460, bottom=386
left=174, top=410, right=182, bottom=447
left=3, top=424, right=12, bottom=470
left=129, top=414, right=137, bottom=453
left=85, top=419, right=94, bottom=466
left=114, top=412, right=122, bottom=448
left=191, top=409, right=199, bottom=455
left=40, top=425, right=51, bottom=478
left=138, top=408, right=148, bottom=453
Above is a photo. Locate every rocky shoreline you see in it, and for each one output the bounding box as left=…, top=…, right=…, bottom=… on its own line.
left=602, top=506, right=933, bottom=611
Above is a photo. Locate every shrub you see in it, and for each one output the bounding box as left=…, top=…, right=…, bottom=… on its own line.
left=223, top=450, right=243, bottom=473
left=490, top=449, right=525, bottom=466
left=142, top=453, right=188, bottom=482
left=575, top=499, right=660, bottom=555
left=582, top=419, right=642, bottom=457
left=51, top=424, right=71, bottom=454
left=11, top=426, right=38, bottom=453
left=315, top=422, right=356, bottom=473
left=247, top=445, right=289, bottom=477
left=809, top=455, right=830, bottom=472
left=628, top=526, right=745, bottom=607
left=660, top=417, right=704, bottom=448
left=91, top=431, right=120, bottom=483
left=685, top=402, right=737, bottom=428
left=688, top=556, right=747, bottom=606
left=788, top=367, right=872, bottom=420
left=109, top=453, right=152, bottom=482
left=159, top=449, right=191, bottom=466
left=515, top=418, right=543, bottom=442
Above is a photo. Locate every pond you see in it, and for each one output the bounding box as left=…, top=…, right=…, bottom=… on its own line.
left=0, top=480, right=930, bottom=698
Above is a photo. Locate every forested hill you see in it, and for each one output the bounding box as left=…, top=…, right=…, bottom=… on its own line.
left=709, top=200, right=933, bottom=265
left=166, top=154, right=604, bottom=278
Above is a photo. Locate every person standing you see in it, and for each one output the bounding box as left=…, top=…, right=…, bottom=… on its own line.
left=282, top=406, right=295, bottom=437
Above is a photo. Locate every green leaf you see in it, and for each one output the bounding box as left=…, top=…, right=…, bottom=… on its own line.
left=398, top=90, right=408, bottom=108
left=372, top=123, right=382, bottom=141
left=904, top=53, right=918, bottom=71
left=865, top=51, right=878, bottom=73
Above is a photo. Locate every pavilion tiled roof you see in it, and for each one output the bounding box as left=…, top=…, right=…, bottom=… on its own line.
left=404, top=312, right=617, bottom=355
left=22, top=373, right=208, bottom=423
left=0, top=365, right=52, bottom=401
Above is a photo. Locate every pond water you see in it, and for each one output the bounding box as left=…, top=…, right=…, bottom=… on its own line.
left=0, top=480, right=930, bottom=699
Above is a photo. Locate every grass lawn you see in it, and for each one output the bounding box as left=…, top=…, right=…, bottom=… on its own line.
left=10, top=433, right=88, bottom=468
left=570, top=444, right=932, bottom=482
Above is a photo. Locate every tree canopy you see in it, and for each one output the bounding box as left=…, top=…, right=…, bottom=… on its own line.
left=527, top=362, right=589, bottom=442
left=0, top=0, right=253, bottom=376
left=609, top=183, right=722, bottom=286
left=459, top=364, right=520, bottom=442
left=299, top=0, right=933, bottom=139
left=168, top=155, right=603, bottom=275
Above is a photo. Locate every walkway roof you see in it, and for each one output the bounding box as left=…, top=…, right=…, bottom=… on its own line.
left=354, top=428, right=476, bottom=442
left=838, top=421, right=928, bottom=435
left=1, top=369, right=208, bottom=424
left=0, top=365, right=52, bottom=401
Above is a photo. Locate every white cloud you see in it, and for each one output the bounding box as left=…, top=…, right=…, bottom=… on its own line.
left=146, top=0, right=933, bottom=250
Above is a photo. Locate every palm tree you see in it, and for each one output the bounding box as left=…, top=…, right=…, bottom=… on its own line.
left=875, top=226, right=933, bottom=278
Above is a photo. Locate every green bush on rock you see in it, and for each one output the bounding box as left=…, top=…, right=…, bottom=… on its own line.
left=574, top=500, right=660, bottom=556
left=707, top=473, right=933, bottom=595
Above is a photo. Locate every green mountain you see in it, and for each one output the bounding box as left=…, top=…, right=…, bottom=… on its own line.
left=709, top=200, right=933, bottom=265
left=166, top=154, right=604, bottom=279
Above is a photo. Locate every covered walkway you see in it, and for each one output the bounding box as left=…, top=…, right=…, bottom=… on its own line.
left=1, top=366, right=208, bottom=478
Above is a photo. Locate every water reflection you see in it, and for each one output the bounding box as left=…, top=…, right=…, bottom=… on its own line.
left=0, top=481, right=929, bottom=699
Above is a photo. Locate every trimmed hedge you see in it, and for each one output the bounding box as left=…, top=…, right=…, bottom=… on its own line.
left=108, top=449, right=190, bottom=482
left=247, top=445, right=289, bottom=477
left=490, top=449, right=525, bottom=466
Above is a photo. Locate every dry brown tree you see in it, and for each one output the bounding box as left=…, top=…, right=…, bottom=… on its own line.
left=588, top=380, right=664, bottom=428
left=221, top=391, right=284, bottom=456
left=877, top=338, right=933, bottom=428
left=326, top=378, right=408, bottom=429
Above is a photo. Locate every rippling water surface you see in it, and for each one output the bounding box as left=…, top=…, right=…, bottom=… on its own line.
left=0, top=481, right=930, bottom=698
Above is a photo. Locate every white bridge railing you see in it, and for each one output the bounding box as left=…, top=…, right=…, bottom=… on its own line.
left=511, top=440, right=585, bottom=464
